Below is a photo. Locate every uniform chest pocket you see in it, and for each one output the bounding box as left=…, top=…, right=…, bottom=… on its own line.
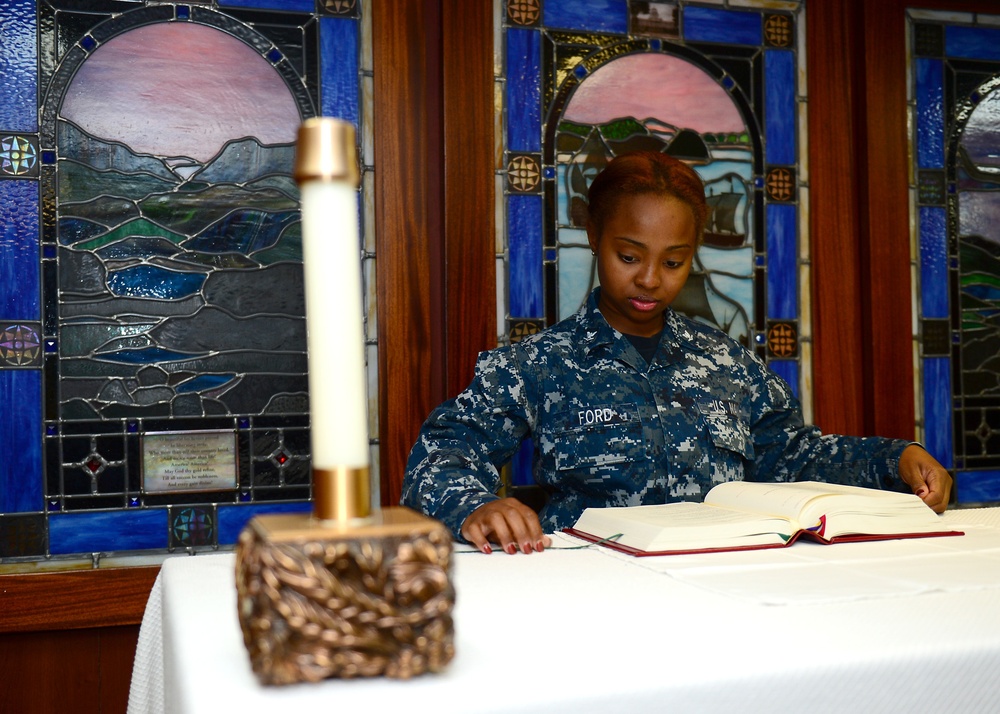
left=550, top=405, right=644, bottom=471
left=698, top=399, right=754, bottom=461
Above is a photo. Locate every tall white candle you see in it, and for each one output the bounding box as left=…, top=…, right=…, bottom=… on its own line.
left=295, top=118, right=370, bottom=520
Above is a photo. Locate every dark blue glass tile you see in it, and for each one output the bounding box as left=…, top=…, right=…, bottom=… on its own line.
left=508, top=194, right=543, bottom=318
left=957, top=469, right=1000, bottom=504
left=683, top=6, right=762, bottom=46
left=0, top=370, right=42, bottom=513
left=915, top=59, right=944, bottom=169
left=220, top=0, right=314, bottom=10
left=766, top=203, right=796, bottom=320
left=543, top=0, right=627, bottom=34
left=768, top=359, right=799, bottom=399
left=48, top=508, right=169, bottom=554
left=922, top=356, right=953, bottom=469
left=0, top=1, right=38, bottom=132
left=319, top=17, right=358, bottom=125
left=919, top=207, right=948, bottom=318
left=764, top=50, right=795, bottom=166
left=507, top=29, right=542, bottom=153
left=0, top=180, right=41, bottom=319
left=945, top=26, right=1000, bottom=61
left=217, top=500, right=311, bottom=543
left=106, top=265, right=206, bottom=300
left=177, top=6, right=190, bottom=20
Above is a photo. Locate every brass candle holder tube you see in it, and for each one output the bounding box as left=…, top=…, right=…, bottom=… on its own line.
left=234, top=118, right=455, bottom=685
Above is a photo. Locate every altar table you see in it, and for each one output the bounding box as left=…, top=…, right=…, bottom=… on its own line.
left=128, top=507, right=1000, bottom=714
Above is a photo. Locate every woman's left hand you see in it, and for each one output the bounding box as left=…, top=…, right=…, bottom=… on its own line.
left=898, top=444, right=953, bottom=513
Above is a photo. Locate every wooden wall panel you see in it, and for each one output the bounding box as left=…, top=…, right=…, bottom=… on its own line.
left=860, top=0, right=915, bottom=440
left=442, top=0, right=497, bottom=399
left=807, top=0, right=870, bottom=436
left=0, top=625, right=140, bottom=714
left=0, top=567, right=155, bottom=714
left=0, top=629, right=102, bottom=714
left=373, top=1, right=446, bottom=507
left=0, top=567, right=158, bottom=633
left=373, top=1, right=494, bottom=506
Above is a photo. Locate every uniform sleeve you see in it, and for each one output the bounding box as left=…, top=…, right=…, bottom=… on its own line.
left=745, top=356, right=912, bottom=492
left=401, top=347, right=533, bottom=539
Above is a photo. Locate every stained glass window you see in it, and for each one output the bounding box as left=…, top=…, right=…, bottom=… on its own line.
left=909, top=8, right=1000, bottom=505
left=0, top=0, right=373, bottom=568
left=497, top=0, right=808, bottom=484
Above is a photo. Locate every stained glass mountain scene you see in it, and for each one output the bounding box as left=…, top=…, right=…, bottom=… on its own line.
left=553, top=53, right=754, bottom=343
left=54, top=22, right=307, bottom=421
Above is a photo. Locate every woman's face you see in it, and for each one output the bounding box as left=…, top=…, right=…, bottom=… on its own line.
left=587, top=192, right=696, bottom=337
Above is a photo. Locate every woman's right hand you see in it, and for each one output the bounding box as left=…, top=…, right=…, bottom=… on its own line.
left=460, top=498, right=552, bottom=554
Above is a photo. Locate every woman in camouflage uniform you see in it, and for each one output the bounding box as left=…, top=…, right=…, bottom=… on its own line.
left=402, top=151, right=952, bottom=555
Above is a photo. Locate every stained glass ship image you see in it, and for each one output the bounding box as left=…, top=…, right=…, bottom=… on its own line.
left=704, top=189, right=745, bottom=248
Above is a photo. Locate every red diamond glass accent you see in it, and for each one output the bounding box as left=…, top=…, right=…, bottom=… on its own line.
left=270, top=447, right=292, bottom=468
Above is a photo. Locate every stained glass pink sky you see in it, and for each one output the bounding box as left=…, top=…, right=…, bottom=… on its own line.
left=563, top=53, right=745, bottom=133
left=61, top=23, right=300, bottom=163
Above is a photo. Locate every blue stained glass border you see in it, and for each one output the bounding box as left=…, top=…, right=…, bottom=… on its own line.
left=945, top=26, right=1000, bottom=61
left=544, top=0, right=628, bottom=34
left=506, top=29, right=542, bottom=153
left=915, top=59, right=944, bottom=169
left=918, top=207, right=948, bottom=319
left=0, top=370, right=42, bottom=513
left=508, top=194, right=544, bottom=318
left=0, top=180, right=40, bottom=319
left=764, top=50, right=795, bottom=166
left=0, top=1, right=38, bottom=133
left=49, top=509, right=169, bottom=554
left=957, top=469, right=1000, bottom=504
left=217, top=500, right=312, bottom=543
left=683, top=6, right=762, bottom=46
left=922, top=357, right=952, bottom=468
left=766, top=203, right=797, bottom=320
left=769, top=359, right=799, bottom=399
left=320, top=17, right=359, bottom=124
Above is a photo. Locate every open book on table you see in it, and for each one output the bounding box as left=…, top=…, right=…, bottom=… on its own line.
left=564, top=481, right=963, bottom=557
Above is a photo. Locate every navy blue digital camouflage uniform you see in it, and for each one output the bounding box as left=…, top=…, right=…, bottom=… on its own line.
left=402, top=289, right=912, bottom=540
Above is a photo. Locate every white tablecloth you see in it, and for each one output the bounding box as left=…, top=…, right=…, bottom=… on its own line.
left=129, top=507, right=1000, bottom=714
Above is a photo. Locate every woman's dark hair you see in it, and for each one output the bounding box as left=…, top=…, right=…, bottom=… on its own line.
left=586, top=151, right=708, bottom=242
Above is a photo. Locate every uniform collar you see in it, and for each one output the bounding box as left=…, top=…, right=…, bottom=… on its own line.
left=575, top=288, right=709, bottom=365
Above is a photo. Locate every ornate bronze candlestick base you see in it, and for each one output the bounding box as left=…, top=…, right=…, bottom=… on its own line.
left=233, top=118, right=454, bottom=685
left=235, top=506, right=455, bottom=684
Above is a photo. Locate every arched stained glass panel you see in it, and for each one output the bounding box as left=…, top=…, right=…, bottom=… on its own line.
left=0, top=0, right=372, bottom=566
left=909, top=9, right=1000, bottom=505
left=497, top=0, right=808, bottom=485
